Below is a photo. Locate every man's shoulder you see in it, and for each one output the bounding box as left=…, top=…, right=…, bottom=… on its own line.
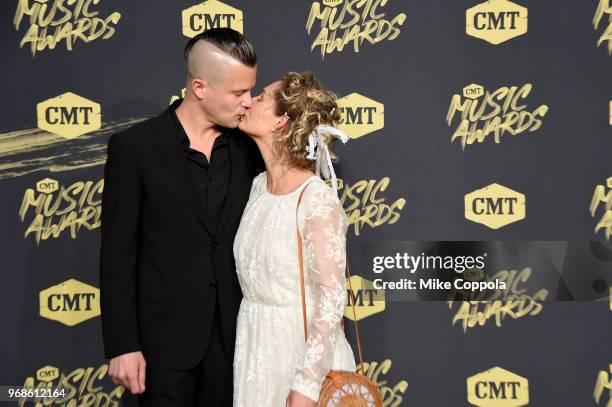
left=108, top=109, right=168, bottom=150
left=109, top=120, right=148, bottom=146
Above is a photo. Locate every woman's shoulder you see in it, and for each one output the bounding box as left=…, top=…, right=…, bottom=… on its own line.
left=251, top=171, right=268, bottom=194
left=299, top=177, right=347, bottom=233
left=254, top=171, right=267, bottom=184
left=301, top=177, right=342, bottom=208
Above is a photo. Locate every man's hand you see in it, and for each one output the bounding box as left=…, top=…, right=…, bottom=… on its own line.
left=108, top=351, right=146, bottom=394
left=286, top=390, right=316, bottom=407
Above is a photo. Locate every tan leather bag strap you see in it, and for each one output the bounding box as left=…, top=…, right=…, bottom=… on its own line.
left=296, top=183, right=365, bottom=375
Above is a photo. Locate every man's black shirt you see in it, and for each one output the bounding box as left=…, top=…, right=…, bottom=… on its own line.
left=170, top=105, right=230, bottom=236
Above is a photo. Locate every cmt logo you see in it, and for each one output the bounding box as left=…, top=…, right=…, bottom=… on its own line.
left=36, top=92, right=101, bottom=139
left=609, top=100, right=612, bottom=126
left=465, top=183, right=526, bottom=229
left=466, top=0, right=528, bottom=45
left=323, top=0, right=343, bottom=6
left=36, top=178, right=59, bottom=194
left=336, top=93, right=384, bottom=139
left=463, top=83, right=485, bottom=99
left=182, top=1, right=243, bottom=37
left=39, top=279, right=100, bottom=326
left=467, top=366, right=529, bottom=407
left=344, top=276, right=385, bottom=321
left=36, top=366, right=59, bottom=382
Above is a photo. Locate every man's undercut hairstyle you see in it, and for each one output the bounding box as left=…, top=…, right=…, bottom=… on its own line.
left=184, top=28, right=257, bottom=67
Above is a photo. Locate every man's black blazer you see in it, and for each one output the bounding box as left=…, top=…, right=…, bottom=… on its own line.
left=100, top=102, right=261, bottom=370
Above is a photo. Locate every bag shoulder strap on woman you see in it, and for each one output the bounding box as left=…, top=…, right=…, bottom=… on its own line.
left=295, top=181, right=366, bottom=375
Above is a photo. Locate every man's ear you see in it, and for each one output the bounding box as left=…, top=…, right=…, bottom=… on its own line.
left=191, top=78, right=208, bottom=100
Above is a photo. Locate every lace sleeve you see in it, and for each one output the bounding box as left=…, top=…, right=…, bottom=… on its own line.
left=292, top=182, right=348, bottom=402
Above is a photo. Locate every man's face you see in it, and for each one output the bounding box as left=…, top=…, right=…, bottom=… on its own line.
left=238, top=81, right=283, bottom=137
left=202, top=63, right=257, bottom=128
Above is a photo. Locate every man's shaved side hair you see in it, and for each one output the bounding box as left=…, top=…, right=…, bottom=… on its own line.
left=184, top=28, right=257, bottom=87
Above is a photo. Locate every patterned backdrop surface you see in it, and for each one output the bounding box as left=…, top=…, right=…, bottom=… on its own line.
left=1, top=1, right=611, bottom=406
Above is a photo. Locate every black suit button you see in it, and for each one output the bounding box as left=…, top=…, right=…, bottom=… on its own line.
left=209, top=282, right=217, bottom=289
left=212, top=242, right=220, bottom=250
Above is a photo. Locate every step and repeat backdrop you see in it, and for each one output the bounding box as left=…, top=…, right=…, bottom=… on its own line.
left=1, top=0, right=612, bottom=406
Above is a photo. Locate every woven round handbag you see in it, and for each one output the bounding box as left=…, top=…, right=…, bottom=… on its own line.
left=296, top=186, right=382, bottom=407
left=318, top=370, right=382, bottom=406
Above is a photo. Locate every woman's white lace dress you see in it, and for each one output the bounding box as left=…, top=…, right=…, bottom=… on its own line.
left=233, top=172, right=356, bottom=406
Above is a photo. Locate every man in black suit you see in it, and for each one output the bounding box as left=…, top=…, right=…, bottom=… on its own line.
left=99, top=28, right=261, bottom=406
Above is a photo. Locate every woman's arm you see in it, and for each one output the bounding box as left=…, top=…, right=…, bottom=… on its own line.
left=291, top=184, right=348, bottom=402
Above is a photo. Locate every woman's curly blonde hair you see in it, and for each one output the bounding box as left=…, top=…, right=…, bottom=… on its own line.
left=273, top=72, right=341, bottom=171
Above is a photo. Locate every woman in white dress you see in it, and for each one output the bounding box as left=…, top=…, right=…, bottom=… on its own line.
left=233, top=72, right=356, bottom=407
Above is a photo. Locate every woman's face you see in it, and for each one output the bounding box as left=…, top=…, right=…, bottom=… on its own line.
left=238, top=81, right=285, bottom=138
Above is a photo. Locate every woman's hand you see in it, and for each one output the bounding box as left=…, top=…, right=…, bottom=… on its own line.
left=286, top=390, right=317, bottom=407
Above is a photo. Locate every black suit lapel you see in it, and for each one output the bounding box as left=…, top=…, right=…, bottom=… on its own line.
left=149, top=107, right=214, bottom=238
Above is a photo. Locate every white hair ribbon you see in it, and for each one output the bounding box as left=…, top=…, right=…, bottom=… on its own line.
left=305, top=124, right=349, bottom=195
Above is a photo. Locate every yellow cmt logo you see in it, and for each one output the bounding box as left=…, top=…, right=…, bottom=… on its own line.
left=466, top=0, right=528, bottom=45
left=36, top=366, right=59, bottom=382
left=344, top=276, right=385, bottom=321
left=465, top=183, right=526, bottom=229
left=323, top=0, right=343, bottom=7
left=463, top=83, right=485, bottom=99
left=39, top=279, right=100, bottom=326
left=467, top=366, right=529, bottom=407
left=336, top=93, right=384, bottom=139
left=36, top=92, right=101, bottom=139
left=36, top=178, right=59, bottom=194
left=182, top=1, right=243, bottom=37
